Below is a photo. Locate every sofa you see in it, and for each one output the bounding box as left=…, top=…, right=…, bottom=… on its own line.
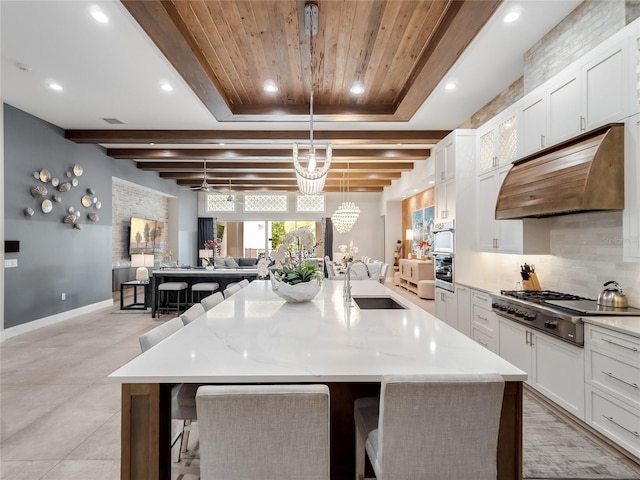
left=214, top=256, right=259, bottom=269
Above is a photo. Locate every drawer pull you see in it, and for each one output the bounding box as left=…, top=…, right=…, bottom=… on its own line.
left=602, top=371, right=639, bottom=389
left=602, top=415, right=639, bottom=437
left=603, top=338, right=639, bottom=352
left=477, top=339, right=488, bottom=348
left=477, top=315, right=488, bottom=321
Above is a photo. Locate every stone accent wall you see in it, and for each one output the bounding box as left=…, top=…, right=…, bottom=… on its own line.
left=523, top=1, right=627, bottom=93
left=461, top=78, right=524, bottom=129
left=112, top=181, right=169, bottom=265
left=464, top=1, right=639, bottom=128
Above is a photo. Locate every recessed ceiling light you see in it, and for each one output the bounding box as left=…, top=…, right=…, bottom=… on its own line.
left=503, top=9, right=521, bottom=23
left=413, top=189, right=419, bottom=192
left=428, top=180, right=435, bottom=185
left=444, top=82, right=456, bottom=91
left=350, top=82, right=365, bottom=95
left=48, top=82, right=63, bottom=91
left=160, top=82, right=173, bottom=92
left=219, top=143, right=226, bottom=146
left=263, top=81, right=278, bottom=93
left=90, top=7, right=109, bottom=24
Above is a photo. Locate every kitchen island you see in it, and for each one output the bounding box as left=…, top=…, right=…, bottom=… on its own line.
left=110, top=279, right=526, bottom=480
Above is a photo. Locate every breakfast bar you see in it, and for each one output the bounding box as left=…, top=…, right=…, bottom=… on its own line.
left=150, top=267, right=259, bottom=316
left=110, top=280, right=526, bottom=480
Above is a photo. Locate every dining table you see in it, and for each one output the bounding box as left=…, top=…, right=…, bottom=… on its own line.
left=109, top=279, right=526, bottom=480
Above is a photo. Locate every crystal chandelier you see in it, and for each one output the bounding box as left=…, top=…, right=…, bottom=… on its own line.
left=332, top=169, right=360, bottom=233
left=294, top=3, right=331, bottom=195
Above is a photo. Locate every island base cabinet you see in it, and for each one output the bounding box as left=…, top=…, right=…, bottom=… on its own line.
left=585, top=385, right=640, bottom=459
left=120, top=381, right=523, bottom=480
left=498, top=319, right=532, bottom=386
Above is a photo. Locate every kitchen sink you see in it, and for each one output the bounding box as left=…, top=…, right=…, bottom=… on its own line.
left=352, top=296, right=407, bottom=310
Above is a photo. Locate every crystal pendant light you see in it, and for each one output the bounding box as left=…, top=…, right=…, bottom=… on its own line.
left=294, top=3, right=331, bottom=195
left=332, top=167, right=360, bottom=233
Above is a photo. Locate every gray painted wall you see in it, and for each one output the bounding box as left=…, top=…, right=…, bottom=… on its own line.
left=3, top=103, right=195, bottom=328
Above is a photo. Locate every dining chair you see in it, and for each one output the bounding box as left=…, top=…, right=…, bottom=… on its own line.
left=223, top=284, right=242, bottom=298
left=378, top=263, right=389, bottom=284
left=180, top=303, right=205, bottom=325
left=138, top=318, right=199, bottom=467
left=196, top=384, right=330, bottom=480
left=201, top=291, right=224, bottom=311
left=354, top=373, right=505, bottom=480
left=238, top=278, right=250, bottom=288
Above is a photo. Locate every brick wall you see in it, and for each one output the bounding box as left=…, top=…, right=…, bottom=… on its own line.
left=112, top=181, right=169, bottom=265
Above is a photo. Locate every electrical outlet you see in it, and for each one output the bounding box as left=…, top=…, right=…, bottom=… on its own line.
left=61, top=293, right=66, bottom=301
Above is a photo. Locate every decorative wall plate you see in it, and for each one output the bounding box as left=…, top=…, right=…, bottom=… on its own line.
left=68, top=206, right=75, bottom=214
left=41, top=199, right=52, bottom=213
left=74, top=223, right=83, bottom=230
left=31, top=185, right=47, bottom=197
left=81, top=195, right=92, bottom=207
left=63, top=214, right=75, bottom=224
left=73, top=165, right=83, bottom=176
left=87, top=187, right=95, bottom=195
left=39, top=169, right=51, bottom=183
left=71, top=178, right=78, bottom=187
left=33, top=171, right=40, bottom=179
left=52, top=194, right=62, bottom=203
left=58, top=182, right=71, bottom=192
left=51, top=177, right=59, bottom=187
left=95, top=201, right=102, bottom=209
left=87, top=213, right=99, bottom=222
left=24, top=207, right=35, bottom=217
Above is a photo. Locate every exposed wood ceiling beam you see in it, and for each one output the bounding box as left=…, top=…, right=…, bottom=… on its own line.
left=66, top=130, right=448, bottom=144
left=138, top=161, right=415, bottom=171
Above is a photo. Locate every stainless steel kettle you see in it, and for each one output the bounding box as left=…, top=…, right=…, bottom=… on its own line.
left=597, top=281, right=629, bottom=308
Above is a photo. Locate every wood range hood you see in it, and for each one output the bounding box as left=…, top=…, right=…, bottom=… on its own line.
left=495, top=123, right=624, bottom=220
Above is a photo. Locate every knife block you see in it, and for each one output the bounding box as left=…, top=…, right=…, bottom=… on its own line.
left=524, top=273, right=541, bottom=291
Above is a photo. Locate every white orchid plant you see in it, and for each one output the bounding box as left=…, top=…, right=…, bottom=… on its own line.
left=338, top=241, right=359, bottom=265
left=271, top=226, right=323, bottom=285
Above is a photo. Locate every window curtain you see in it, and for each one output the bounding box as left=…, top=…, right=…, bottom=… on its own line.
left=323, top=217, right=333, bottom=278
left=198, top=217, right=215, bottom=255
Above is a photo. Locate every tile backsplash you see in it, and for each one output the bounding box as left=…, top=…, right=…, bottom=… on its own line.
left=477, top=211, right=640, bottom=307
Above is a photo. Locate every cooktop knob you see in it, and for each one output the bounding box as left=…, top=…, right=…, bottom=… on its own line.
left=515, top=310, right=525, bottom=317
left=544, top=320, right=559, bottom=329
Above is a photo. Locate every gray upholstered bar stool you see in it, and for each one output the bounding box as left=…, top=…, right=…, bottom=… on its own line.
left=156, top=281, right=188, bottom=318
left=190, top=281, right=219, bottom=304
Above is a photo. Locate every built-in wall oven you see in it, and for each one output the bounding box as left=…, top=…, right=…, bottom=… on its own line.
left=434, top=254, right=454, bottom=292
left=433, top=219, right=454, bottom=292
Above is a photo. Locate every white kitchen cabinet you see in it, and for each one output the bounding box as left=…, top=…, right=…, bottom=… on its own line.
left=585, top=324, right=640, bottom=458
left=471, top=291, right=497, bottom=353
left=477, top=111, right=519, bottom=175
left=533, top=333, right=585, bottom=420
left=498, top=318, right=585, bottom=419
left=624, top=113, right=640, bottom=261
left=434, top=136, right=456, bottom=184
left=435, top=287, right=457, bottom=330
left=476, top=166, right=550, bottom=254
left=520, top=95, right=547, bottom=155
left=631, top=32, right=640, bottom=116
left=547, top=41, right=628, bottom=146
left=455, top=284, right=471, bottom=337
left=547, top=70, right=582, bottom=145
left=435, top=179, right=455, bottom=221
left=498, top=319, right=533, bottom=386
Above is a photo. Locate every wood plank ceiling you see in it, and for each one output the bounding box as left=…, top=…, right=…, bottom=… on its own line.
left=65, top=0, right=502, bottom=193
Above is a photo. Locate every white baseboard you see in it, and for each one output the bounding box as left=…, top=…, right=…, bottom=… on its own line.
left=0, top=299, right=114, bottom=342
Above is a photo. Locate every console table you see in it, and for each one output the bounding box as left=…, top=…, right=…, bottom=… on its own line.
left=399, top=259, right=434, bottom=295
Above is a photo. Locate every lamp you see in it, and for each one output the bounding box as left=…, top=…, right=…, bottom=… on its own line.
left=294, top=2, right=331, bottom=195
left=332, top=163, right=359, bottom=233
left=405, top=229, right=413, bottom=241
left=131, top=254, right=154, bottom=281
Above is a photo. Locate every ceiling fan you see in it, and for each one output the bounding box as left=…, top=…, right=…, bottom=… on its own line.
left=189, top=161, right=221, bottom=193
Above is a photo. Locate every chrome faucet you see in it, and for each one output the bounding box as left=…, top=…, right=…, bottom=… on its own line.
left=343, top=260, right=364, bottom=303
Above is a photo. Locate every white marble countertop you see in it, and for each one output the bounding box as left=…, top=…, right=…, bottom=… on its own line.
left=109, top=280, right=526, bottom=383
left=455, top=280, right=503, bottom=295
left=582, top=316, right=640, bottom=338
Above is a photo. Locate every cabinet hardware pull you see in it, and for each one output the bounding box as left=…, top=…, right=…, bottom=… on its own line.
left=477, top=315, right=488, bottom=321
left=602, top=371, right=639, bottom=389
left=540, top=134, right=545, bottom=147
left=441, top=171, right=445, bottom=180
left=602, top=415, right=639, bottom=437
left=477, top=340, right=488, bottom=347
left=525, top=331, right=530, bottom=345
left=603, top=338, right=639, bottom=352
left=580, top=116, right=586, bottom=131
